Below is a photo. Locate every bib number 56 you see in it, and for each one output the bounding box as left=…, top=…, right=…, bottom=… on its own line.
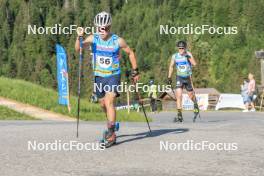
left=178, top=65, right=187, bottom=72
left=97, top=56, right=112, bottom=68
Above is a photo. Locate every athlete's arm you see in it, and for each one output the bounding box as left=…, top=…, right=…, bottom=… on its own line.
left=168, top=57, right=175, bottom=78
left=118, top=37, right=137, bottom=70
left=118, top=37, right=139, bottom=81
left=75, top=27, right=93, bottom=52
left=187, top=52, right=197, bottom=67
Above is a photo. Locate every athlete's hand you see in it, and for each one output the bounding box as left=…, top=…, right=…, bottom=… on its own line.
left=167, top=78, right=172, bottom=85
left=131, top=68, right=139, bottom=83
left=133, top=75, right=140, bottom=83
left=77, top=27, right=84, bottom=37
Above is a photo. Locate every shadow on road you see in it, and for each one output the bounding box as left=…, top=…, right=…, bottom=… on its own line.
left=116, top=128, right=189, bottom=145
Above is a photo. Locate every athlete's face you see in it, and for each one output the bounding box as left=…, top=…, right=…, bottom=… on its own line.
left=178, top=47, right=185, bottom=54
left=98, top=26, right=111, bottom=40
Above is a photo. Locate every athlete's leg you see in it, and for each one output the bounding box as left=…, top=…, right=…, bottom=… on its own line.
left=94, top=76, right=116, bottom=145
left=175, top=76, right=183, bottom=110
left=102, top=92, right=117, bottom=146
left=185, top=77, right=199, bottom=122
left=187, top=91, right=197, bottom=103
left=185, top=76, right=197, bottom=103
left=176, top=88, right=183, bottom=109
left=174, top=76, right=184, bottom=122
left=150, top=98, right=156, bottom=112
left=187, top=90, right=199, bottom=111
left=104, top=92, right=116, bottom=122
left=185, top=76, right=198, bottom=108
left=103, top=74, right=120, bottom=122
left=175, top=88, right=183, bottom=122
left=101, top=75, right=120, bottom=146
left=153, top=98, right=157, bottom=112
left=94, top=76, right=106, bottom=113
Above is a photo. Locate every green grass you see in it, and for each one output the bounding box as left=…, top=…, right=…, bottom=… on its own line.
left=0, top=105, right=37, bottom=120
left=0, top=77, right=148, bottom=121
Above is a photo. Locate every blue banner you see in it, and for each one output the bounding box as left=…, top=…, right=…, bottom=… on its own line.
left=56, top=44, right=70, bottom=107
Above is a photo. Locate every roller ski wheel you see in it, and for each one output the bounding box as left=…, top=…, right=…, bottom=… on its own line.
left=100, top=130, right=116, bottom=148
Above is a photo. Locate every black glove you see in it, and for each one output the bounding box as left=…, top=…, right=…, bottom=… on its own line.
left=167, top=78, right=172, bottom=85
left=131, top=68, right=139, bottom=77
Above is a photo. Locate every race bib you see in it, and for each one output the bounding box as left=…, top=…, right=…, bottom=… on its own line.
left=178, top=65, right=187, bottom=72
left=96, top=55, right=113, bottom=68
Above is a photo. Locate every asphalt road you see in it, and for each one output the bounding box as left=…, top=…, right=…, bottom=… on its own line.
left=0, top=111, right=264, bottom=176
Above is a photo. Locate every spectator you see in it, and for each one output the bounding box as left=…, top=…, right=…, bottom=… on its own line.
left=241, top=78, right=249, bottom=112
left=248, top=73, right=256, bottom=112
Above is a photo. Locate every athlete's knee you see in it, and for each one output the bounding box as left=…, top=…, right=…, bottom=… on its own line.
left=105, top=101, right=114, bottom=109
left=104, top=93, right=115, bottom=107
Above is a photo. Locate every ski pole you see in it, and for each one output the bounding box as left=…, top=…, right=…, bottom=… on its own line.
left=76, top=36, right=83, bottom=138
left=132, top=79, right=152, bottom=134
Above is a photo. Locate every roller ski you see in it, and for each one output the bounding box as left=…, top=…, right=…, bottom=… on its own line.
left=193, top=103, right=201, bottom=122
left=173, top=110, right=183, bottom=123
left=100, top=122, right=119, bottom=148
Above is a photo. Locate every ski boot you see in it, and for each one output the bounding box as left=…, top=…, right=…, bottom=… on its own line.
left=174, top=110, right=183, bottom=123
left=100, top=122, right=117, bottom=148
left=193, top=103, right=200, bottom=122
